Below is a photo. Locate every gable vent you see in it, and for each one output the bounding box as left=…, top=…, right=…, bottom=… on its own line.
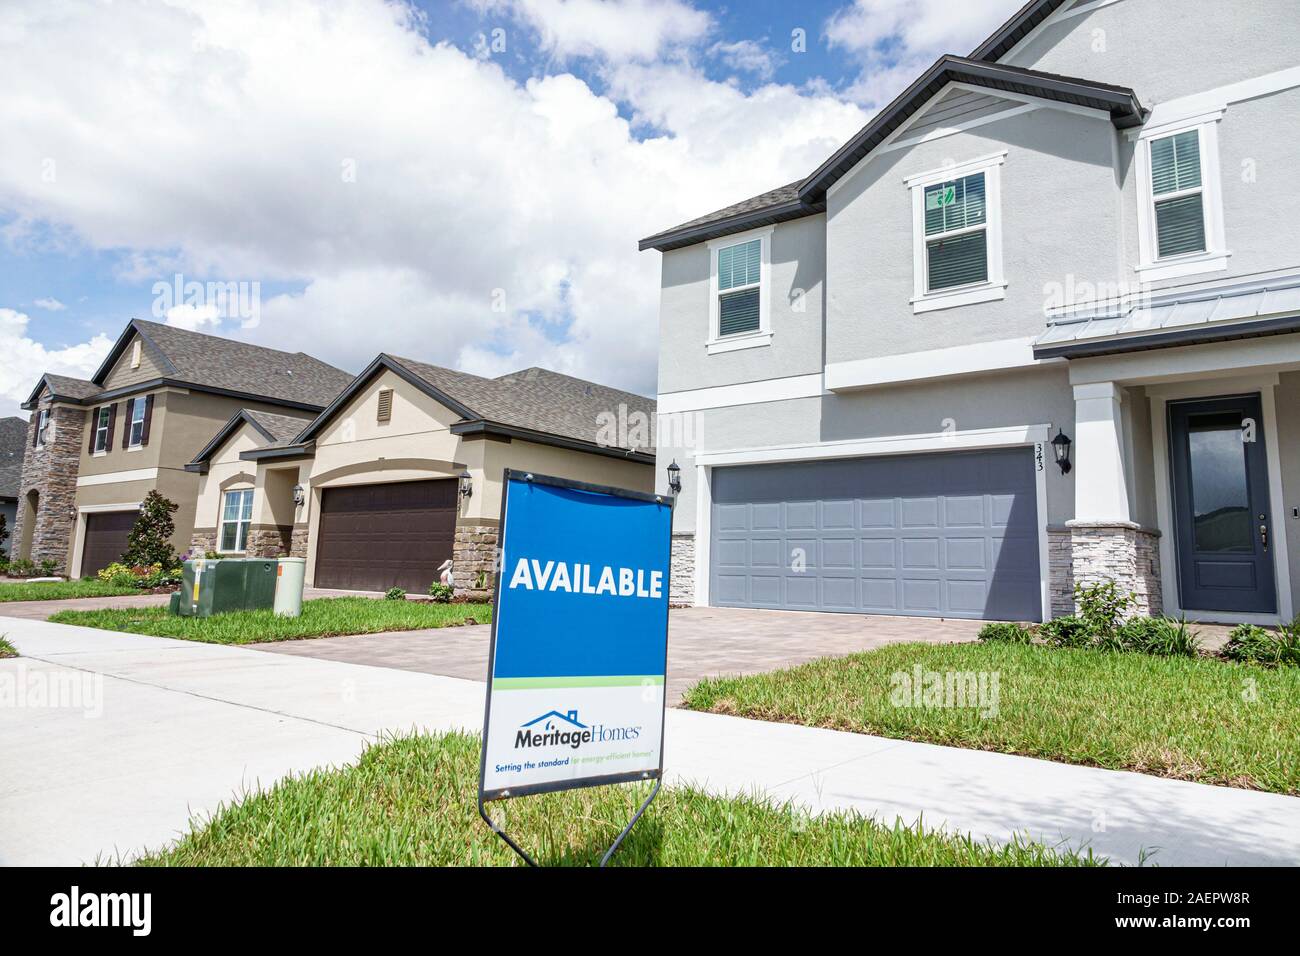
left=376, top=388, right=394, bottom=422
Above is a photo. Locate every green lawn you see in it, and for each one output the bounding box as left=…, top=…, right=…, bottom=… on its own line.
left=137, top=731, right=1103, bottom=866
left=0, top=579, right=141, bottom=602
left=48, top=596, right=491, bottom=644
left=683, top=642, right=1300, bottom=795
left=0, top=635, right=17, bottom=659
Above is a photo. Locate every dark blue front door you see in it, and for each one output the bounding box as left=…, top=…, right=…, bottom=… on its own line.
left=1169, top=395, right=1276, bottom=614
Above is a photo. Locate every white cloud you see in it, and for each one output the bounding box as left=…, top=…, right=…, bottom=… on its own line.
left=473, top=0, right=711, bottom=63
left=162, top=302, right=222, bottom=331
left=824, top=0, right=1021, bottom=106
left=708, top=39, right=779, bottom=80
left=0, top=0, right=868, bottom=401
left=33, top=297, right=65, bottom=311
left=0, top=309, right=111, bottom=416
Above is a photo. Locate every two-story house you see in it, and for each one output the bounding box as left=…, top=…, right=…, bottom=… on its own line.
left=643, top=0, right=1300, bottom=625
left=14, top=319, right=353, bottom=577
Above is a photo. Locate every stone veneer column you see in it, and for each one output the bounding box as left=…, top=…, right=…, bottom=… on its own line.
left=13, top=399, right=85, bottom=574
left=452, top=522, right=498, bottom=601
left=246, top=526, right=292, bottom=558
left=289, top=523, right=309, bottom=558
left=1046, top=527, right=1074, bottom=618
left=1067, top=521, right=1162, bottom=617
left=669, top=534, right=695, bottom=605
left=189, top=529, right=218, bottom=557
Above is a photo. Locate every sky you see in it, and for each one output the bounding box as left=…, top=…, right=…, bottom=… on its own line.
left=0, top=0, right=1023, bottom=418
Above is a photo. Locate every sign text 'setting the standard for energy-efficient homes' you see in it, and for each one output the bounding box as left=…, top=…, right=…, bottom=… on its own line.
left=478, top=470, right=673, bottom=804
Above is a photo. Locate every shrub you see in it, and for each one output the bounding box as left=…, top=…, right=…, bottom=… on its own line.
left=1115, top=616, right=1200, bottom=657
left=1223, top=623, right=1300, bottom=668
left=1074, top=580, right=1132, bottom=638
left=977, top=621, right=1035, bottom=644
left=0, top=512, right=9, bottom=551
left=122, top=491, right=179, bottom=568
left=96, top=561, right=180, bottom=590
left=1039, top=615, right=1092, bottom=648
left=6, top=558, right=37, bottom=578
left=428, top=582, right=453, bottom=603
left=98, top=562, right=137, bottom=587
left=39, top=558, right=59, bottom=576
left=384, top=587, right=407, bottom=601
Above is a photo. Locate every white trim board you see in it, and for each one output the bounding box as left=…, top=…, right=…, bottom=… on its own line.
left=658, top=372, right=824, bottom=414
left=825, top=337, right=1056, bottom=391
left=1138, top=65, right=1300, bottom=132
left=75, top=467, right=159, bottom=487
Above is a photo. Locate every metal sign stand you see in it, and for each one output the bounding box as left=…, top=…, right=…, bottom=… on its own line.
left=475, top=470, right=673, bottom=868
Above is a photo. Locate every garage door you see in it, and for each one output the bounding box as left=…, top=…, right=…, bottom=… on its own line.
left=711, top=448, right=1041, bottom=621
left=315, top=480, right=458, bottom=592
left=81, top=511, right=137, bottom=577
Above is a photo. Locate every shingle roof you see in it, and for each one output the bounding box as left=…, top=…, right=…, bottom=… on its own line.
left=0, top=416, right=27, bottom=500
left=637, top=181, right=813, bottom=251
left=36, top=374, right=100, bottom=404
left=244, top=409, right=314, bottom=445
left=387, top=356, right=656, bottom=454
left=118, top=320, right=354, bottom=408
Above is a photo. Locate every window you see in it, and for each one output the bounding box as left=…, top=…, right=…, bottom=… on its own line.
left=908, top=152, right=1006, bottom=313
left=127, top=399, right=146, bottom=448
left=35, top=409, right=50, bottom=449
left=93, top=407, right=110, bottom=453
left=1134, top=115, right=1227, bottom=282
left=707, top=227, right=771, bottom=353
left=923, top=173, right=988, bottom=291
left=220, top=488, right=254, bottom=553
left=1150, top=129, right=1205, bottom=258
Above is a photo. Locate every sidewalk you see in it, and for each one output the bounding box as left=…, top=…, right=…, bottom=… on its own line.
left=2, top=615, right=1297, bottom=866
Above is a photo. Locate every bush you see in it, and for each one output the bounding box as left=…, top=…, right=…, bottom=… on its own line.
left=1223, top=622, right=1300, bottom=668
left=1114, top=616, right=1200, bottom=657
left=5, top=558, right=39, bottom=578
left=1074, top=580, right=1132, bottom=638
left=977, top=621, right=1035, bottom=644
left=1039, top=615, right=1092, bottom=648
left=428, top=582, right=453, bottom=603
left=122, top=491, right=179, bottom=568
left=97, top=561, right=180, bottom=590
left=0, top=512, right=9, bottom=552
left=384, top=587, right=407, bottom=601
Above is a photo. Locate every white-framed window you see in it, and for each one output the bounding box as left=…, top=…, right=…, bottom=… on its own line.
left=1134, top=113, right=1228, bottom=282
left=907, top=151, right=1006, bottom=313
left=35, top=409, right=50, bottom=449
left=92, top=407, right=110, bottom=454
left=707, top=226, right=772, bottom=354
left=127, top=399, right=146, bottom=448
left=219, top=488, right=254, bottom=553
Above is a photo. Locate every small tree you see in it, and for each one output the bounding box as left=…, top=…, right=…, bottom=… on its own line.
left=0, top=512, right=9, bottom=553
left=122, top=491, right=179, bottom=568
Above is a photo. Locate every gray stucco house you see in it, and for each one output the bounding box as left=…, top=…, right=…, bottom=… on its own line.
left=644, top=0, right=1300, bottom=625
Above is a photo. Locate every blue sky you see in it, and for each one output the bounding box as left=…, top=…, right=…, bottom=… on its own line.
left=0, top=0, right=1020, bottom=416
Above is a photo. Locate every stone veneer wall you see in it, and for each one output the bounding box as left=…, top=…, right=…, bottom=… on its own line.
left=189, top=528, right=217, bottom=557
left=246, top=525, right=292, bottom=558
left=670, top=534, right=695, bottom=606
left=453, top=523, right=498, bottom=601
left=13, top=399, right=85, bottom=574
left=290, top=523, right=308, bottom=558
left=1067, top=521, right=1162, bottom=617
left=1047, top=528, right=1074, bottom=618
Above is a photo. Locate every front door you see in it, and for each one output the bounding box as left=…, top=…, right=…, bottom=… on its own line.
left=1169, top=395, right=1276, bottom=614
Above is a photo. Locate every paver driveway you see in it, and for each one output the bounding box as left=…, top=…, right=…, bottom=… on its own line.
left=253, top=606, right=989, bottom=704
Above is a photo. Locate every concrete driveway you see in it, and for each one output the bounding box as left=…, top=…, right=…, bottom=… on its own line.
left=255, top=606, right=987, bottom=705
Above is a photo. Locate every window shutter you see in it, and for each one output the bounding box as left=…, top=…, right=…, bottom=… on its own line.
left=376, top=388, right=393, bottom=422
left=141, top=394, right=154, bottom=446
left=927, top=231, right=989, bottom=290
left=32, top=412, right=40, bottom=448
left=87, top=408, right=98, bottom=454
left=105, top=403, right=117, bottom=452
left=122, top=398, right=135, bottom=447
left=719, top=288, right=761, bottom=336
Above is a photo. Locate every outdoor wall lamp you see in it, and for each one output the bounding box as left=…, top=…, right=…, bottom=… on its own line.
left=458, top=471, right=474, bottom=499
left=667, top=459, right=682, bottom=496
left=1052, top=429, right=1073, bottom=475
left=292, top=484, right=306, bottom=506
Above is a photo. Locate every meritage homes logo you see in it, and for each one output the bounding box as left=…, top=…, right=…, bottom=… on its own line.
left=515, top=709, right=641, bottom=750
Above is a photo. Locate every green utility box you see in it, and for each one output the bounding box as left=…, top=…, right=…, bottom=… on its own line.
left=176, top=558, right=279, bottom=617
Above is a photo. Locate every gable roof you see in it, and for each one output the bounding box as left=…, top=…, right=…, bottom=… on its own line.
left=22, top=373, right=99, bottom=409
left=89, top=319, right=355, bottom=410
left=187, top=407, right=317, bottom=470
left=970, top=0, right=1070, bottom=63
left=639, top=12, right=1144, bottom=252
left=290, top=354, right=655, bottom=463
left=0, top=416, right=27, bottom=500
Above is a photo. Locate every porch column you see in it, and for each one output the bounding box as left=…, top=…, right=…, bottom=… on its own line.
left=1065, top=382, right=1162, bottom=617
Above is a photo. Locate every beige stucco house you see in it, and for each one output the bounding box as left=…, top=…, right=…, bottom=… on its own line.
left=14, top=320, right=352, bottom=577
left=188, top=353, right=655, bottom=597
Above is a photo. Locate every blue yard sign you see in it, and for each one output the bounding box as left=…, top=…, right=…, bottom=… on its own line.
left=478, top=470, right=673, bottom=811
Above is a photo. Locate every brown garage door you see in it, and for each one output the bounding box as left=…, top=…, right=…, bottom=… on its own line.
left=81, top=511, right=137, bottom=577
left=315, top=480, right=457, bottom=592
